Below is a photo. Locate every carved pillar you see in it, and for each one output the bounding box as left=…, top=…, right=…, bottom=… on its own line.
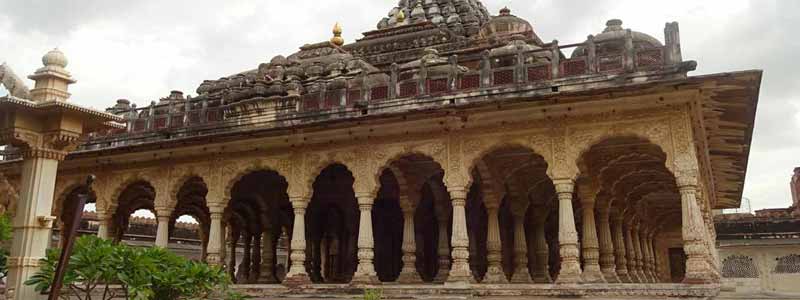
left=206, top=204, right=225, bottom=267
left=447, top=187, right=472, bottom=284
left=642, top=228, right=656, bottom=283
left=249, top=232, right=262, bottom=283
left=677, top=177, right=717, bottom=283
left=638, top=227, right=653, bottom=283
left=5, top=154, right=61, bottom=300
left=397, top=202, right=422, bottom=283
left=238, top=232, right=252, bottom=283
left=228, top=228, right=239, bottom=281
left=352, top=195, right=378, bottom=284
left=597, top=207, right=618, bottom=283
left=631, top=220, right=647, bottom=282
left=155, top=207, right=173, bottom=248
left=482, top=199, right=507, bottom=283
left=532, top=211, right=552, bottom=283
left=553, top=179, right=581, bottom=283
left=624, top=221, right=641, bottom=283
left=434, top=217, right=451, bottom=283
left=647, top=230, right=659, bottom=282
left=611, top=213, right=630, bottom=283
left=510, top=214, right=532, bottom=283
left=95, top=209, right=110, bottom=239
left=258, top=228, right=277, bottom=283
left=579, top=199, right=604, bottom=283
left=283, top=197, right=310, bottom=285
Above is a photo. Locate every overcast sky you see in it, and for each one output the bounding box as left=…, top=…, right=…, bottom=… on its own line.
left=1, top=0, right=797, bottom=211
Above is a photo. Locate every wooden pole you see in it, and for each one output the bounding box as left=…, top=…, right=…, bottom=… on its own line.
left=48, top=175, right=95, bottom=300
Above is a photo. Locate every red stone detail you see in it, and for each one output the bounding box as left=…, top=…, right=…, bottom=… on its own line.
left=561, top=58, right=587, bottom=77
left=528, top=65, right=551, bottom=82
left=188, top=111, right=201, bottom=124
left=324, top=91, right=340, bottom=108
left=133, top=119, right=146, bottom=132
left=460, top=74, right=480, bottom=90
left=154, top=117, right=167, bottom=129
left=637, top=49, right=663, bottom=68
left=427, top=78, right=449, bottom=94
left=399, top=81, right=418, bottom=97
left=171, top=115, right=184, bottom=128
left=598, top=55, right=624, bottom=72
left=206, top=109, right=220, bottom=122
left=347, top=89, right=361, bottom=106
left=493, top=69, right=514, bottom=86
left=371, top=86, right=388, bottom=101
left=302, top=94, right=320, bottom=111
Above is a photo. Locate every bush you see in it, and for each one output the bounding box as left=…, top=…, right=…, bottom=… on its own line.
left=0, top=213, right=12, bottom=280
left=25, top=235, right=244, bottom=300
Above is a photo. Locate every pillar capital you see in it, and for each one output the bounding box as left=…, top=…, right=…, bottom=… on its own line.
left=553, top=179, right=575, bottom=195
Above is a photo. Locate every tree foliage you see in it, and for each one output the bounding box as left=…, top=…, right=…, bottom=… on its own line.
left=25, top=235, right=244, bottom=300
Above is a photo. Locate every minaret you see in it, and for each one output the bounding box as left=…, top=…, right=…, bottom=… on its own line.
left=27, top=48, right=76, bottom=102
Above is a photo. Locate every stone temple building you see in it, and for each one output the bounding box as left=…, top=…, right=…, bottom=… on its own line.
left=0, top=1, right=762, bottom=299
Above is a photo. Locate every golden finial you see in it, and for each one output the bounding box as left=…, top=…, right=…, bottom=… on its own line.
left=331, top=22, right=344, bottom=46
left=396, top=9, right=406, bottom=24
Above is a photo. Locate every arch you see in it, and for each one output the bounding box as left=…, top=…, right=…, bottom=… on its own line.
left=463, top=139, right=553, bottom=185
left=107, top=172, right=159, bottom=214
left=375, top=152, right=446, bottom=208
left=774, top=254, right=800, bottom=274
left=572, top=130, right=674, bottom=179
left=223, top=162, right=291, bottom=202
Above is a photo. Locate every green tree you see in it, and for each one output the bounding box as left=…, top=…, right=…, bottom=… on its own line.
left=0, top=213, right=12, bottom=280
left=25, top=235, right=245, bottom=300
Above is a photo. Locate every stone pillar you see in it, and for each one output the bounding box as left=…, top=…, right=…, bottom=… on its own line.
left=249, top=232, right=262, bottom=283
left=259, top=228, right=277, bottom=283
left=228, top=228, right=239, bottom=281
left=351, top=195, right=378, bottom=284
left=434, top=217, right=451, bottom=283
left=284, top=197, right=310, bottom=285
left=579, top=200, right=604, bottom=283
left=678, top=177, right=717, bottom=283
left=611, top=214, right=630, bottom=283
left=239, top=232, right=252, bottom=282
left=624, top=222, right=640, bottom=283
left=631, top=220, right=646, bottom=282
left=397, top=203, right=422, bottom=283
left=639, top=227, right=653, bottom=283
left=643, top=228, right=656, bottom=283
left=5, top=156, right=60, bottom=300
left=510, top=214, right=532, bottom=283
left=206, top=204, right=225, bottom=267
left=532, top=212, right=552, bottom=283
left=155, top=207, right=172, bottom=248
left=647, top=230, right=659, bottom=282
left=553, top=179, right=582, bottom=283
left=482, top=201, right=507, bottom=283
left=597, top=207, right=618, bottom=283
left=95, top=210, right=110, bottom=239
left=447, top=187, right=472, bottom=284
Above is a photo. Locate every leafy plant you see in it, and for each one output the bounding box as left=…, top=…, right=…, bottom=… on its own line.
left=0, top=213, right=13, bottom=280
left=364, top=288, right=383, bottom=300
left=25, top=235, right=243, bottom=300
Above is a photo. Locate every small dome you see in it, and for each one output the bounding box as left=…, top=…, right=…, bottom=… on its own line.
left=479, top=8, right=543, bottom=45
left=571, top=19, right=663, bottom=58
left=42, top=48, right=68, bottom=68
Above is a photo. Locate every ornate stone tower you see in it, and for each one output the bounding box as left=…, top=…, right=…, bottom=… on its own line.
left=0, top=49, right=120, bottom=300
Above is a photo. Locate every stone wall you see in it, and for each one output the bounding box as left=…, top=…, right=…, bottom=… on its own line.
left=718, top=240, right=800, bottom=294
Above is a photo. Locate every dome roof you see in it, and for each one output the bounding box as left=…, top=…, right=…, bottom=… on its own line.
left=42, top=48, right=68, bottom=68
left=572, top=19, right=663, bottom=58
left=479, top=7, right=543, bottom=45
left=377, top=0, right=491, bottom=36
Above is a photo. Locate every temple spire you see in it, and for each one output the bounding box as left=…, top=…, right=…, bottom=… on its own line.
left=331, top=22, right=344, bottom=46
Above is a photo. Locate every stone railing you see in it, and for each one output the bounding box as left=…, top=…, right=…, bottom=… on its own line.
left=79, top=24, right=689, bottom=151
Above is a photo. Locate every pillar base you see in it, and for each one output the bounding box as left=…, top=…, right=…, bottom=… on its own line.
left=510, top=267, right=533, bottom=283
left=616, top=271, right=631, bottom=283
left=282, top=272, right=311, bottom=287
left=350, top=273, right=379, bottom=285
left=581, top=266, right=606, bottom=283
left=446, top=269, right=473, bottom=285
left=433, top=265, right=450, bottom=283
left=533, top=273, right=552, bottom=283
left=396, top=270, right=423, bottom=284
left=601, top=269, right=620, bottom=283
left=482, top=265, right=508, bottom=284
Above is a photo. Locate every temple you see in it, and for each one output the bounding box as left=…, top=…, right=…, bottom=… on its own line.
left=0, top=1, right=762, bottom=299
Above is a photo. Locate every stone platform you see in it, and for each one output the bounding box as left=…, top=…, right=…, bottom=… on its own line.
left=231, top=283, right=721, bottom=300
